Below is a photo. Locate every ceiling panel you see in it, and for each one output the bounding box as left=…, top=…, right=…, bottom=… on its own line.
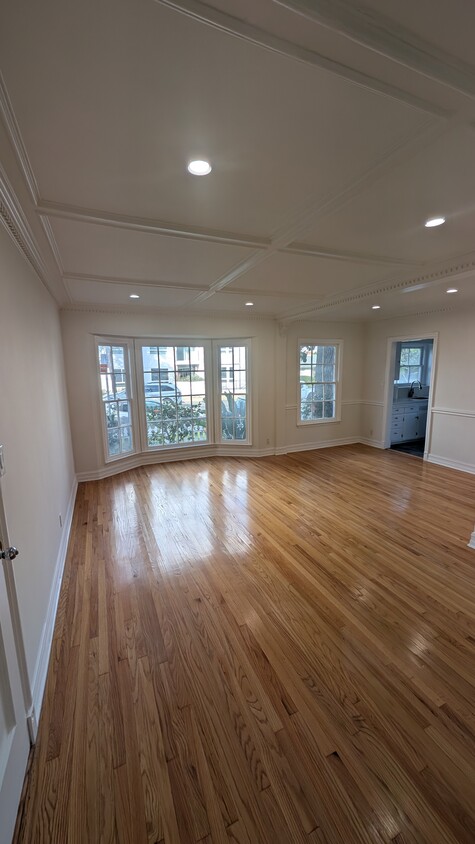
left=0, top=0, right=431, bottom=238
left=193, top=290, right=315, bottom=315
left=229, top=250, right=398, bottom=297
left=302, top=127, right=475, bottom=262
left=65, top=279, right=203, bottom=308
left=49, top=217, right=253, bottom=284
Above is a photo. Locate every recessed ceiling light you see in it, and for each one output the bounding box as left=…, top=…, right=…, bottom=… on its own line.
left=372, top=305, right=381, bottom=310
left=446, top=288, right=458, bottom=293
left=187, top=159, right=212, bottom=176
left=425, top=217, right=445, bottom=228
left=129, top=294, right=140, bottom=299
left=245, top=301, right=254, bottom=306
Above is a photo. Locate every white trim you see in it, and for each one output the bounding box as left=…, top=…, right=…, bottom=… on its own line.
left=275, top=436, right=359, bottom=455
left=155, top=1, right=450, bottom=115
left=431, top=407, right=475, bottom=418
left=426, top=453, right=475, bottom=476
left=359, top=400, right=385, bottom=407
left=30, top=477, right=78, bottom=728
left=76, top=446, right=275, bottom=481
left=468, top=528, right=475, bottom=550
left=273, top=0, right=475, bottom=99
left=284, top=400, right=383, bottom=408
left=359, top=437, right=385, bottom=448
left=37, top=200, right=268, bottom=250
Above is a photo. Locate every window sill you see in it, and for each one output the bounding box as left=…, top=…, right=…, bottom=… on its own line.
left=297, top=417, right=341, bottom=427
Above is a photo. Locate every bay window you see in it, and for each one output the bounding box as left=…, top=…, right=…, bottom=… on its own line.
left=96, top=336, right=251, bottom=460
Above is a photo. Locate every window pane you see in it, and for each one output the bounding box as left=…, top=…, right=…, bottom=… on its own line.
left=142, top=344, right=208, bottom=448
left=400, top=349, right=409, bottom=364
left=107, top=429, right=120, bottom=455
left=162, top=423, right=178, bottom=445
left=105, top=402, right=118, bottom=428
left=408, top=348, right=421, bottom=365
left=299, top=343, right=338, bottom=422
left=98, top=343, right=134, bottom=459
left=119, top=426, right=133, bottom=453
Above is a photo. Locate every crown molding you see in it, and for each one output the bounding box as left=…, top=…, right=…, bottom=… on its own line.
left=155, top=1, right=451, bottom=118
left=0, top=72, right=40, bottom=204
left=36, top=200, right=270, bottom=250
left=274, top=0, right=475, bottom=99
left=277, top=256, right=475, bottom=322
left=60, top=302, right=275, bottom=322
left=0, top=164, right=52, bottom=293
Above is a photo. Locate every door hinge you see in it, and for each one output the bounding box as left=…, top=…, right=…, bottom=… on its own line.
left=27, top=711, right=37, bottom=745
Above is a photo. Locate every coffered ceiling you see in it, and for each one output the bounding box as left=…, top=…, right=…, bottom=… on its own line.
left=1, top=0, right=475, bottom=322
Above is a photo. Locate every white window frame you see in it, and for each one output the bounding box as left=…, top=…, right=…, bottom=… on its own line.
left=214, top=340, right=251, bottom=446
left=297, top=339, right=343, bottom=426
left=95, top=336, right=138, bottom=463
left=135, top=338, right=214, bottom=452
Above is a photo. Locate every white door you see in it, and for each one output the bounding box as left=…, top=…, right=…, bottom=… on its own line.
left=0, top=488, right=30, bottom=844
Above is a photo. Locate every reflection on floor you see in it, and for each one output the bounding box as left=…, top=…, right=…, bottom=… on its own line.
left=391, top=438, right=425, bottom=457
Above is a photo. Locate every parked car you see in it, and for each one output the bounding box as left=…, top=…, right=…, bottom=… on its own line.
left=144, top=381, right=182, bottom=400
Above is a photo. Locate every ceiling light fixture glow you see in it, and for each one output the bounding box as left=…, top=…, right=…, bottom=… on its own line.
left=446, top=288, right=458, bottom=293
left=372, top=305, right=381, bottom=310
left=245, top=301, right=254, bottom=306
left=129, top=294, right=140, bottom=299
left=425, top=216, right=445, bottom=228
left=187, top=159, right=212, bottom=176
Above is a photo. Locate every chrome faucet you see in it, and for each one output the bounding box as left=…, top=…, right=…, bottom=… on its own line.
left=408, top=380, right=422, bottom=397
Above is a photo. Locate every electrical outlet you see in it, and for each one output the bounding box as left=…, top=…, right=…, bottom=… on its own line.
left=266, top=437, right=270, bottom=445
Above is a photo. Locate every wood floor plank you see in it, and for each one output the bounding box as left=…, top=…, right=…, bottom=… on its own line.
left=15, top=446, right=475, bottom=843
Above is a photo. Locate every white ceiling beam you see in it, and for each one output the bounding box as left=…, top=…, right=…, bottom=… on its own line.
left=155, top=0, right=451, bottom=117
left=282, top=242, right=422, bottom=266
left=274, top=0, right=475, bottom=99
left=36, top=200, right=269, bottom=250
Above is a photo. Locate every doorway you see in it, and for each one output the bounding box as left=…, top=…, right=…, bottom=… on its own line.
left=0, top=482, right=30, bottom=844
left=382, top=334, right=438, bottom=460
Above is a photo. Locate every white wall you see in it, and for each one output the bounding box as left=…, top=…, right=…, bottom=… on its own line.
left=362, top=309, right=475, bottom=472
left=60, top=309, right=278, bottom=477
left=0, top=225, right=76, bottom=714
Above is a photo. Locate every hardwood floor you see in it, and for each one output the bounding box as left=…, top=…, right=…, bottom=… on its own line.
left=15, top=445, right=475, bottom=843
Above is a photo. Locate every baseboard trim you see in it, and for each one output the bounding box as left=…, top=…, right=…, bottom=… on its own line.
left=30, top=476, right=78, bottom=726
left=76, top=446, right=276, bottom=481
left=275, top=437, right=359, bottom=456
left=359, top=437, right=385, bottom=449
left=426, top=453, right=475, bottom=476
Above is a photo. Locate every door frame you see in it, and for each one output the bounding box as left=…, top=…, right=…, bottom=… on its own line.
left=0, top=478, right=32, bottom=844
left=381, top=332, right=439, bottom=456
